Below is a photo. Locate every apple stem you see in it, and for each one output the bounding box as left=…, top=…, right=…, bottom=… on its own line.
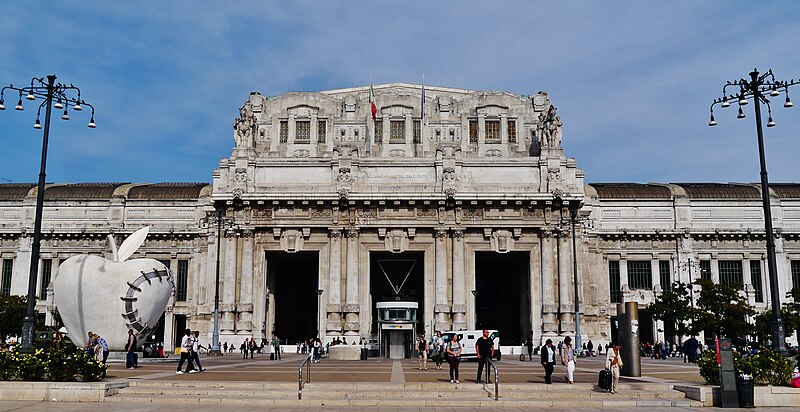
left=108, top=234, right=119, bottom=262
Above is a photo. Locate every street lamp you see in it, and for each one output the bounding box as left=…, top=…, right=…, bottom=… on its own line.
left=199, top=204, right=238, bottom=355
left=316, top=289, right=324, bottom=338
left=1, top=75, right=95, bottom=349
left=471, top=290, right=477, bottom=329
left=709, top=68, right=798, bottom=354
left=568, top=201, right=583, bottom=351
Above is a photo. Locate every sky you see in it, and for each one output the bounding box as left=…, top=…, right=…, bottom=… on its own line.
left=1, top=1, right=799, bottom=185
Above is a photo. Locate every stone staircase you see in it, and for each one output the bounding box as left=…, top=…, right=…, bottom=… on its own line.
left=105, top=380, right=704, bottom=407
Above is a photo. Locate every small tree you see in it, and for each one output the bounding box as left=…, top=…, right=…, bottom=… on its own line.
left=651, top=281, right=695, bottom=338
left=692, top=279, right=755, bottom=340
left=0, top=295, right=26, bottom=342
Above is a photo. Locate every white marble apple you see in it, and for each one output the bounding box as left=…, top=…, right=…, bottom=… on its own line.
left=54, top=227, right=174, bottom=351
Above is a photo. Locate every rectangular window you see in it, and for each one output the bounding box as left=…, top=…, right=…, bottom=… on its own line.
left=413, top=120, right=421, bottom=143
left=791, top=260, right=800, bottom=292
left=1, top=259, right=12, bottom=296
left=317, top=120, right=327, bottom=143
left=750, top=260, right=764, bottom=303
left=609, top=260, right=621, bottom=303
left=659, top=260, right=671, bottom=291
left=508, top=120, right=517, bottom=143
left=279, top=120, right=288, bottom=143
left=176, top=259, right=189, bottom=302
left=295, top=120, right=310, bottom=142
left=375, top=120, right=383, bottom=143
left=39, top=259, right=53, bottom=300
left=699, top=260, right=711, bottom=281
left=627, top=260, right=652, bottom=290
left=469, top=120, right=478, bottom=143
left=485, top=120, right=501, bottom=142
left=389, top=120, right=404, bottom=143
left=158, top=259, right=171, bottom=270
left=719, top=260, right=743, bottom=288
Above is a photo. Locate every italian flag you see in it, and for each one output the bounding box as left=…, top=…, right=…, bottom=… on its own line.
left=369, top=83, right=377, bottom=120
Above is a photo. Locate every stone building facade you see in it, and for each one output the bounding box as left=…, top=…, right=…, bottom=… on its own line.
left=0, top=83, right=798, bottom=350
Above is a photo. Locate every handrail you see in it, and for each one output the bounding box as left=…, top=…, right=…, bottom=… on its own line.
left=485, top=357, right=499, bottom=401
left=298, top=354, right=312, bottom=400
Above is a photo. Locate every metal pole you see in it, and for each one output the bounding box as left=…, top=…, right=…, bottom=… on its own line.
left=571, top=207, right=581, bottom=350
left=21, top=74, right=56, bottom=350
left=749, top=69, right=788, bottom=354
left=211, top=207, right=222, bottom=354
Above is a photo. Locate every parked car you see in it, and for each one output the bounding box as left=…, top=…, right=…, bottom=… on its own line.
left=441, top=330, right=501, bottom=360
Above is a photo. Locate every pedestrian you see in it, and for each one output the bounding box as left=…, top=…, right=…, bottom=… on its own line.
left=445, top=333, right=462, bottom=383
left=94, top=333, right=109, bottom=365
left=271, top=335, right=281, bottom=360
left=605, top=342, right=624, bottom=393
left=417, top=334, right=428, bottom=370
left=433, top=331, right=444, bottom=370
left=587, top=340, right=594, bottom=357
left=526, top=338, right=534, bottom=361
left=176, top=328, right=196, bottom=374
left=540, top=338, right=556, bottom=384
left=313, top=337, right=322, bottom=363
left=248, top=338, right=256, bottom=359
left=85, top=331, right=95, bottom=356
left=125, top=329, right=138, bottom=369
left=191, top=331, right=206, bottom=372
left=241, top=339, right=248, bottom=359
left=560, top=335, right=576, bottom=384
left=223, top=341, right=228, bottom=353
left=475, top=330, right=494, bottom=384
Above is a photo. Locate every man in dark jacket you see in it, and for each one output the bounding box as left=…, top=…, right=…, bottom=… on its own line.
left=540, top=339, right=556, bottom=384
left=125, top=329, right=138, bottom=369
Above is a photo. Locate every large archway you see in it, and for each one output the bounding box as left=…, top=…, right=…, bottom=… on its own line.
left=266, top=251, right=320, bottom=345
left=474, top=251, right=531, bottom=346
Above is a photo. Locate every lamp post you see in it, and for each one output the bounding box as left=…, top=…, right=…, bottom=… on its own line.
left=316, top=289, right=324, bottom=338
left=569, top=201, right=582, bottom=351
left=709, top=68, right=797, bottom=354
left=200, top=204, right=237, bottom=355
left=1, top=75, right=95, bottom=349
left=471, top=290, right=477, bottom=329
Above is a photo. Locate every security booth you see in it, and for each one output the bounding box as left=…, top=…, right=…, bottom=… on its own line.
left=376, top=301, right=418, bottom=359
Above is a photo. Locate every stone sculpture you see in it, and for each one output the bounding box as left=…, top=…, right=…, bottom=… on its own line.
left=536, top=104, right=563, bottom=148
left=233, top=104, right=257, bottom=148
left=54, top=227, right=174, bottom=351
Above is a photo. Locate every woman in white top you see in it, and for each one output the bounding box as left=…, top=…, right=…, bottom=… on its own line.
left=560, top=336, right=576, bottom=384
left=605, top=342, right=624, bottom=393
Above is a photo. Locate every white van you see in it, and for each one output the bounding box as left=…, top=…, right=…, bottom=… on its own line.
left=441, top=330, right=501, bottom=360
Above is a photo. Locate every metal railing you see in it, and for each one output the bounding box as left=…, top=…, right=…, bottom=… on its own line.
left=298, top=354, right=312, bottom=400
left=485, top=357, right=499, bottom=401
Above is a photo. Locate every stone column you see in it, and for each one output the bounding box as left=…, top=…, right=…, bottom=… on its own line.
left=743, top=258, right=755, bottom=306
left=222, top=235, right=238, bottom=332
left=327, top=229, right=343, bottom=335
left=163, top=306, right=175, bottom=349
left=451, top=230, right=467, bottom=330
left=774, top=236, right=790, bottom=301
left=434, top=229, right=450, bottom=332
left=288, top=114, right=296, bottom=144
left=404, top=113, right=413, bottom=144
left=619, top=256, right=629, bottom=290
left=540, top=231, right=558, bottom=337
left=344, top=228, right=360, bottom=335
left=477, top=113, right=486, bottom=145
left=500, top=114, right=508, bottom=144
left=651, top=259, right=661, bottom=291
left=238, top=231, right=254, bottom=333
left=710, top=256, right=720, bottom=284
left=557, top=233, right=573, bottom=331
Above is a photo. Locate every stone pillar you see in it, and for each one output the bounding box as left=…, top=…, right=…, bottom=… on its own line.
left=619, top=257, right=629, bottom=290
left=344, top=228, right=360, bottom=335
left=434, top=229, right=450, bottom=332
left=477, top=113, right=486, bottom=145
left=327, top=229, right=343, bottom=335
left=238, top=231, right=254, bottom=333
left=500, top=113, right=508, bottom=144
left=540, top=231, right=558, bottom=337
left=222, top=235, right=237, bottom=332
left=710, top=256, right=720, bottom=284
left=651, top=259, right=660, bottom=291
left=163, top=306, right=175, bottom=349
left=404, top=113, right=413, bottom=144
left=451, top=230, right=467, bottom=330
left=743, top=258, right=755, bottom=306
left=288, top=114, right=296, bottom=144
left=557, top=233, right=573, bottom=331
left=774, top=236, right=790, bottom=301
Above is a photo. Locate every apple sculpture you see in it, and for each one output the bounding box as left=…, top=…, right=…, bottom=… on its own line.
left=54, top=227, right=174, bottom=351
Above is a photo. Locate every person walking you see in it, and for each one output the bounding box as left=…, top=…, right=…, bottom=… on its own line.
left=271, top=335, right=281, bottom=360
left=241, top=338, right=248, bottom=359
left=475, top=330, right=494, bottom=384
left=540, top=338, right=556, bottom=384
left=561, top=335, right=576, bottom=384
left=313, top=338, right=322, bottom=363
left=445, top=333, right=462, bottom=383
left=417, top=334, right=429, bottom=370
left=248, top=337, right=256, bottom=359
left=125, top=329, right=138, bottom=369
left=223, top=341, right=228, bottom=354
left=433, top=332, right=445, bottom=370
left=605, top=342, right=624, bottom=393
left=84, top=331, right=95, bottom=356
left=176, top=328, right=196, bottom=374
left=526, top=338, right=534, bottom=361
left=191, top=331, right=206, bottom=372
left=587, top=340, right=594, bottom=357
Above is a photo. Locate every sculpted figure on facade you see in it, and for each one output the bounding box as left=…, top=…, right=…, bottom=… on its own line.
left=536, top=104, right=563, bottom=148
left=233, top=104, right=257, bottom=148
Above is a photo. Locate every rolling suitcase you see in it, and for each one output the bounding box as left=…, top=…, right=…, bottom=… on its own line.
left=598, top=368, right=611, bottom=391
left=270, top=352, right=275, bottom=360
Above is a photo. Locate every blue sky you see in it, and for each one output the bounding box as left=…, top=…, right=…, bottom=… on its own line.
left=1, top=1, right=799, bottom=184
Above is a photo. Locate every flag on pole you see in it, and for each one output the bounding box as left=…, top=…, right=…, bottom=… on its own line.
left=421, top=74, right=425, bottom=122
left=369, top=82, right=377, bottom=121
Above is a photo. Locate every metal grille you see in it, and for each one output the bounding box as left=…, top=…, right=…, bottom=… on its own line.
left=469, top=120, right=478, bottom=143
left=39, top=259, right=52, bottom=300
left=413, top=120, right=421, bottom=143
left=390, top=120, right=404, bottom=142
left=176, top=259, right=189, bottom=302
left=719, top=260, right=743, bottom=288
left=627, top=260, right=652, bottom=290
left=608, top=260, right=621, bottom=303
left=375, top=120, right=383, bottom=143
left=485, top=120, right=500, bottom=142
left=699, top=260, right=711, bottom=280
left=279, top=121, right=288, bottom=143
left=2, top=259, right=13, bottom=296
left=659, top=260, right=671, bottom=291
left=750, top=260, right=764, bottom=303
left=317, top=120, right=326, bottom=143
left=792, top=260, right=800, bottom=292
left=295, top=121, right=310, bottom=142
left=508, top=120, right=516, bottom=143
